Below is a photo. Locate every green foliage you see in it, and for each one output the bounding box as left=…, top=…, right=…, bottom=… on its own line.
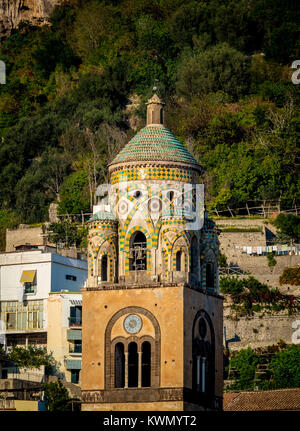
left=0, top=0, right=298, bottom=223
left=43, top=379, right=74, bottom=411
left=8, top=346, right=56, bottom=372
left=229, top=347, right=261, bottom=390
left=266, top=252, right=277, bottom=267
left=176, top=43, right=251, bottom=101
left=268, top=345, right=300, bottom=389
left=58, top=171, right=90, bottom=215
left=273, top=214, right=300, bottom=243
left=0, top=209, right=20, bottom=251
left=221, top=276, right=300, bottom=316
left=48, top=220, right=88, bottom=249
left=226, top=344, right=300, bottom=391
left=218, top=253, right=227, bottom=268
left=279, top=267, right=300, bottom=286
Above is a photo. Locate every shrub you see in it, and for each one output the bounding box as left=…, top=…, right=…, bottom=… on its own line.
left=267, top=252, right=277, bottom=267
left=279, top=267, right=300, bottom=286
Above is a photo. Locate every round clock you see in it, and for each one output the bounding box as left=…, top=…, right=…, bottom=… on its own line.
left=124, top=314, right=142, bottom=334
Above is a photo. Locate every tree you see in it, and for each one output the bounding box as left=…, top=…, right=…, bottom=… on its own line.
left=43, top=379, right=73, bottom=411
left=176, top=43, right=251, bottom=101
left=8, top=346, right=56, bottom=373
left=268, top=345, right=300, bottom=389
left=229, top=347, right=261, bottom=390
left=273, top=213, right=300, bottom=244
left=47, top=220, right=88, bottom=249
left=58, top=171, right=90, bottom=215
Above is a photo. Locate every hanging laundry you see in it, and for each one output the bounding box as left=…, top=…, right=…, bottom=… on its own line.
left=257, top=246, right=262, bottom=255
left=247, top=246, right=252, bottom=254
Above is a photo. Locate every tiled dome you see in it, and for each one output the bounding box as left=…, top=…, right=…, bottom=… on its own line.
left=110, top=124, right=200, bottom=167
left=88, top=211, right=117, bottom=222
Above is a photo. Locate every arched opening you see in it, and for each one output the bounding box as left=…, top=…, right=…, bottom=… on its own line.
left=141, top=341, right=151, bottom=387
left=206, top=263, right=214, bottom=290
left=192, top=311, right=215, bottom=402
left=191, top=237, right=198, bottom=276
left=128, top=342, right=138, bottom=387
left=167, top=191, right=175, bottom=215
left=176, top=250, right=181, bottom=271
left=115, top=342, right=125, bottom=388
left=129, top=231, right=147, bottom=271
left=101, top=255, right=108, bottom=281
left=192, top=187, right=197, bottom=212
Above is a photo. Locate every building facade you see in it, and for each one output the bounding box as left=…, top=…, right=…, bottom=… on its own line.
left=47, top=292, right=82, bottom=384
left=0, top=249, right=87, bottom=383
left=81, top=94, right=223, bottom=411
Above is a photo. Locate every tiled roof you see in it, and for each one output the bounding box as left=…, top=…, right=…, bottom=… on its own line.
left=223, top=388, right=300, bottom=411
left=110, top=125, right=200, bottom=166
left=88, top=211, right=117, bottom=222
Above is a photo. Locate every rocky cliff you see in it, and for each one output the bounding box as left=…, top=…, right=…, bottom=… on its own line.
left=0, top=0, right=61, bottom=42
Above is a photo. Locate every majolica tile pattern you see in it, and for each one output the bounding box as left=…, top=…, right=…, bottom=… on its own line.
left=110, top=166, right=198, bottom=184
left=110, top=125, right=199, bottom=166
left=87, top=94, right=219, bottom=291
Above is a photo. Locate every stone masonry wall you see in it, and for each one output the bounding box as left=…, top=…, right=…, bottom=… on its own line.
left=215, top=218, right=300, bottom=350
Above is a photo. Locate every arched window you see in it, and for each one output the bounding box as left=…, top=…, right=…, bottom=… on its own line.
left=192, top=187, right=197, bottom=212
left=192, top=311, right=215, bottom=401
left=101, top=255, right=108, bottom=281
left=106, top=308, right=161, bottom=390
left=206, top=263, right=214, bottom=290
left=191, top=237, right=198, bottom=276
left=176, top=250, right=181, bottom=271
left=115, top=343, right=125, bottom=388
left=129, top=231, right=147, bottom=271
left=167, top=191, right=174, bottom=215
left=128, top=342, right=138, bottom=387
left=141, top=341, right=151, bottom=387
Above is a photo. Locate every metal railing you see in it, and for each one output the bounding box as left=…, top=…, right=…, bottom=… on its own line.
left=69, top=317, right=82, bottom=327
left=69, top=344, right=82, bottom=354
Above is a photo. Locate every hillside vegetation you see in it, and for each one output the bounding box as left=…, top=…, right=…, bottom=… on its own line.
left=0, top=0, right=299, bottom=227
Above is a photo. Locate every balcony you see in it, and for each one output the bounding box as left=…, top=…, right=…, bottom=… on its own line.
left=69, top=317, right=82, bottom=328
left=69, top=344, right=82, bottom=355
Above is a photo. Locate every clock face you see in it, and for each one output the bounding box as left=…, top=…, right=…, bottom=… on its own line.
left=124, top=314, right=142, bottom=334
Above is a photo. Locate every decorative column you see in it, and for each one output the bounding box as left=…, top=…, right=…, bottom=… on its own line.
left=124, top=352, right=128, bottom=388
left=138, top=350, right=142, bottom=388
left=201, top=357, right=206, bottom=393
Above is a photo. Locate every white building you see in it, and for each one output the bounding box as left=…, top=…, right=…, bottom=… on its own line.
left=47, top=292, right=82, bottom=384
left=0, top=249, right=87, bottom=349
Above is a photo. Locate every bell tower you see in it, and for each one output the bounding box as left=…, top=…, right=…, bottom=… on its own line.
left=81, top=95, right=223, bottom=411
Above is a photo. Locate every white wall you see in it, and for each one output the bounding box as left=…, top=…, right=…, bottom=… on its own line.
left=50, top=254, right=87, bottom=293
left=0, top=251, right=87, bottom=332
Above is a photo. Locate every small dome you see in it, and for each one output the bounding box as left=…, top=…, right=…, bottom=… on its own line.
left=88, top=211, right=117, bottom=222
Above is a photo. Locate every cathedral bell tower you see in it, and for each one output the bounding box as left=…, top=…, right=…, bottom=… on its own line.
left=81, top=94, right=223, bottom=411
